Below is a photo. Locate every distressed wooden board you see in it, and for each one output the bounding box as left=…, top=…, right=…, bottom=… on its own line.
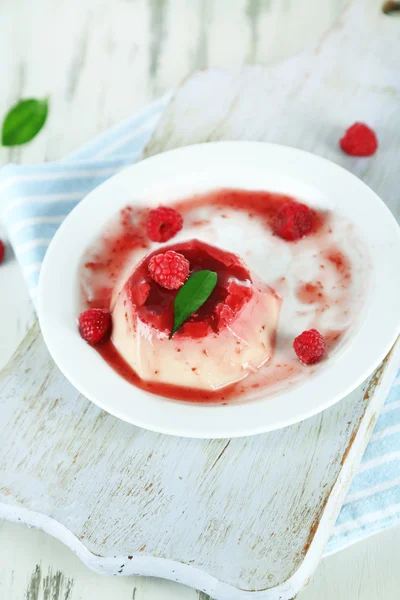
left=146, top=4, right=400, bottom=221
left=0, top=0, right=348, bottom=167
left=1, top=1, right=399, bottom=599
left=2, top=521, right=400, bottom=600
left=1, top=324, right=399, bottom=600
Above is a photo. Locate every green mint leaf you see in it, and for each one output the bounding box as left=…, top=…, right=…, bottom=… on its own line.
left=2, top=97, right=49, bottom=147
left=170, top=270, right=217, bottom=338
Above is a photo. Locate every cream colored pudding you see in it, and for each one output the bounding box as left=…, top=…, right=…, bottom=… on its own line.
left=111, top=240, right=281, bottom=391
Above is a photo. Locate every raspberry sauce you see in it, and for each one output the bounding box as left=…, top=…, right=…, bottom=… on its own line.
left=80, top=188, right=366, bottom=404
left=124, top=239, right=253, bottom=338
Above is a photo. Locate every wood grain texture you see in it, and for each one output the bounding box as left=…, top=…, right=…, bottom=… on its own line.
left=146, top=1, right=400, bottom=221
left=0, top=321, right=398, bottom=600
left=0, top=0, right=399, bottom=599
left=0, top=0, right=346, bottom=167
left=1, top=518, right=400, bottom=600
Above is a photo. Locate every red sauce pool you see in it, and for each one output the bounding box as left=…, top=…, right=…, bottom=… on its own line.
left=84, top=206, right=150, bottom=308
left=176, top=188, right=324, bottom=236
left=80, top=188, right=350, bottom=403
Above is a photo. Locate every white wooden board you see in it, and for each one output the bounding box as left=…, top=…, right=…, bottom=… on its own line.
left=1, top=2, right=399, bottom=599
left=1, top=323, right=398, bottom=600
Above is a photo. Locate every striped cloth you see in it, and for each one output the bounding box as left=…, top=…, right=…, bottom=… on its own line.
left=0, top=95, right=399, bottom=555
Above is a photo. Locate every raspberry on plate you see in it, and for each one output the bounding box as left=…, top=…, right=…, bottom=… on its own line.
left=78, top=308, right=112, bottom=345
left=0, top=240, right=5, bottom=264
left=272, top=201, right=314, bottom=241
left=146, top=206, right=183, bottom=243
left=148, top=250, right=190, bottom=290
left=293, top=328, right=326, bottom=365
left=339, top=122, right=378, bottom=157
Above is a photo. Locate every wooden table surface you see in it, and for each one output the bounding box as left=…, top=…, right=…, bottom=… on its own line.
left=0, top=1, right=399, bottom=598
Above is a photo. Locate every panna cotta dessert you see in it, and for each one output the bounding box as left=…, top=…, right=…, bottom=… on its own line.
left=79, top=189, right=368, bottom=403
left=111, top=239, right=281, bottom=391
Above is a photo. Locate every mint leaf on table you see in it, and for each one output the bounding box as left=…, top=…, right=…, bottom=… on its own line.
left=1, top=98, right=49, bottom=146
left=170, top=270, right=218, bottom=338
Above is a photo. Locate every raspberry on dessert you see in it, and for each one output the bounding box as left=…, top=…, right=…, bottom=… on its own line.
left=293, top=328, right=326, bottom=365
left=146, top=206, right=183, bottom=243
left=180, top=320, right=211, bottom=338
left=214, top=280, right=253, bottom=330
left=127, top=279, right=150, bottom=307
left=339, top=123, right=378, bottom=157
left=0, top=240, right=4, bottom=264
left=78, top=308, right=112, bottom=345
left=215, top=303, right=235, bottom=329
left=148, top=250, right=190, bottom=290
left=272, top=201, right=314, bottom=241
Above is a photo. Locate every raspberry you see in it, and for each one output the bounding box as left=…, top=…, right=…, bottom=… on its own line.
left=293, top=328, right=326, bottom=365
left=0, top=240, right=4, bottom=264
left=78, top=308, right=112, bottom=345
left=339, top=123, right=378, bottom=157
left=214, top=281, right=252, bottom=331
left=215, top=303, right=235, bottom=329
left=181, top=321, right=211, bottom=338
left=148, top=250, right=189, bottom=290
left=127, top=279, right=150, bottom=307
left=146, top=207, right=183, bottom=243
left=272, top=201, right=314, bottom=241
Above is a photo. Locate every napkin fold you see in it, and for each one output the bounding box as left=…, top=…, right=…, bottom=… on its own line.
left=0, top=94, right=399, bottom=556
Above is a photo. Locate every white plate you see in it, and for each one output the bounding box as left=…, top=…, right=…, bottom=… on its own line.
left=38, top=142, right=400, bottom=438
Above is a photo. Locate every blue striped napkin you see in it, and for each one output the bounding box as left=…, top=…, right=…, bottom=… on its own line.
left=0, top=95, right=399, bottom=555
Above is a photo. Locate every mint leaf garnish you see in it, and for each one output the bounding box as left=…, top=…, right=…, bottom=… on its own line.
left=170, top=270, right=217, bottom=338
